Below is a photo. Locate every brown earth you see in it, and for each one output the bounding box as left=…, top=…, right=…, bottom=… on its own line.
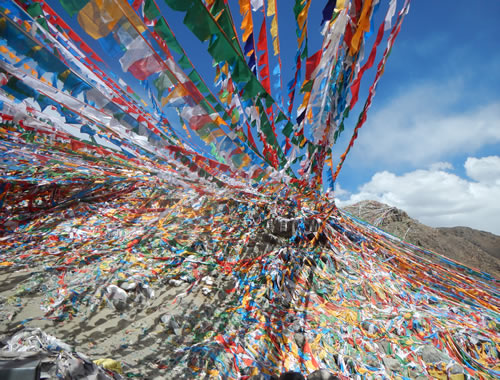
left=342, top=200, right=500, bottom=279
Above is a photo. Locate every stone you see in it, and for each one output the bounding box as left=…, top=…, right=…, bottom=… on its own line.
left=202, top=276, right=214, bottom=285
left=307, top=369, right=339, bottom=380
left=449, top=363, right=464, bottom=374
left=105, top=284, right=128, bottom=310
left=383, top=357, right=402, bottom=372
left=120, top=282, right=136, bottom=291
left=280, top=371, right=305, bottom=380
left=365, top=355, right=381, bottom=369
left=168, top=279, right=183, bottom=287
left=160, top=314, right=182, bottom=336
left=377, top=340, right=392, bottom=354
left=248, top=375, right=278, bottom=380
left=361, top=321, right=378, bottom=334
left=420, top=344, right=449, bottom=363
left=294, top=333, right=305, bottom=347
left=138, top=283, right=154, bottom=298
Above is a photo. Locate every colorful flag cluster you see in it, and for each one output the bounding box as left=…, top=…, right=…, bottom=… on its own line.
left=1, top=3, right=500, bottom=380
left=0, top=0, right=412, bottom=190
left=0, top=120, right=498, bottom=378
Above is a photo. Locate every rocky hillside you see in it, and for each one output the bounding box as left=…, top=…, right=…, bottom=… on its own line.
left=342, top=200, right=500, bottom=279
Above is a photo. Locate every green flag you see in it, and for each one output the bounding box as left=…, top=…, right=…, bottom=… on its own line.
left=163, top=0, right=194, bottom=12
left=144, top=0, right=160, bottom=21
left=58, top=0, right=89, bottom=17
left=183, top=2, right=218, bottom=42
left=153, top=71, right=173, bottom=98
left=154, top=18, right=183, bottom=55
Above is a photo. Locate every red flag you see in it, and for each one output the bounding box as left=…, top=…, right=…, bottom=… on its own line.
left=132, top=0, right=143, bottom=11
left=189, top=114, right=213, bottom=131
left=128, top=55, right=163, bottom=81
left=257, top=18, right=267, bottom=51
left=259, top=64, right=269, bottom=79
left=305, top=50, right=322, bottom=81
left=350, top=21, right=385, bottom=110
left=258, top=51, right=268, bottom=66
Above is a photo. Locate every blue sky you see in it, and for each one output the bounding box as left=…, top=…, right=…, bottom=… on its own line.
left=332, top=0, right=500, bottom=234
left=39, top=0, right=500, bottom=234
left=156, top=0, right=500, bottom=234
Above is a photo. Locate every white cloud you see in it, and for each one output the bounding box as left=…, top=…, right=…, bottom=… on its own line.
left=334, top=183, right=350, bottom=198
left=347, top=81, right=500, bottom=168
left=336, top=156, right=500, bottom=235
left=465, top=156, right=500, bottom=184
left=429, top=161, right=453, bottom=171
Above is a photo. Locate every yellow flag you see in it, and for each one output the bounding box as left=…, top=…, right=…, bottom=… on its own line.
left=297, top=0, right=311, bottom=30
left=241, top=9, right=253, bottom=42
left=214, top=116, right=228, bottom=126
left=200, top=133, right=215, bottom=144
left=267, top=0, right=276, bottom=16
left=231, top=110, right=240, bottom=124
left=335, top=0, right=347, bottom=10
left=270, top=16, right=280, bottom=55
left=238, top=0, right=250, bottom=15
left=214, top=65, right=221, bottom=83
left=161, top=85, right=189, bottom=107
left=298, top=28, right=307, bottom=47
left=273, top=36, right=279, bottom=55
left=93, top=358, right=123, bottom=374
left=239, top=154, right=251, bottom=169
left=350, top=0, right=373, bottom=55
left=300, top=91, right=311, bottom=108
left=306, top=107, right=313, bottom=122
left=78, top=0, right=122, bottom=39
left=123, top=1, right=147, bottom=35
left=201, top=128, right=225, bottom=144
left=211, top=128, right=225, bottom=138
left=270, top=15, right=278, bottom=39
left=182, top=122, right=192, bottom=138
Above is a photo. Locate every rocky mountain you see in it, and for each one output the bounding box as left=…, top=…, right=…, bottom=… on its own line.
left=342, top=200, right=500, bottom=279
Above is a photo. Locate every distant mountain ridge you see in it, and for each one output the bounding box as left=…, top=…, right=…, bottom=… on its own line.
left=342, top=200, right=500, bottom=279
